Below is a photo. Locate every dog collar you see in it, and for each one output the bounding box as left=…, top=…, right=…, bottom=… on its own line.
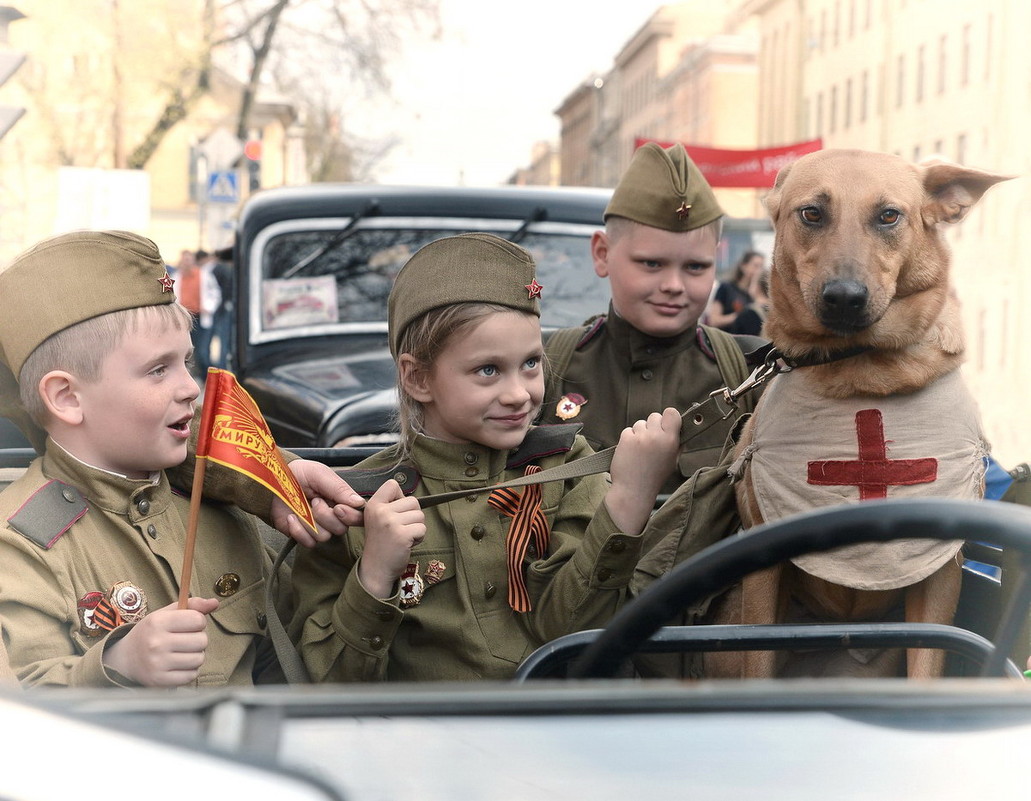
left=747, top=343, right=875, bottom=369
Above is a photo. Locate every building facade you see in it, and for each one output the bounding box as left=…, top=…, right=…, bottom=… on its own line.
left=741, top=0, right=1031, bottom=467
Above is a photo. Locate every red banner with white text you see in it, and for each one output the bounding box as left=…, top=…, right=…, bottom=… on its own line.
left=634, top=138, right=823, bottom=188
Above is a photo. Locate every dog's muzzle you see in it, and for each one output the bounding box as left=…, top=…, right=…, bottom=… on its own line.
left=819, top=279, right=871, bottom=333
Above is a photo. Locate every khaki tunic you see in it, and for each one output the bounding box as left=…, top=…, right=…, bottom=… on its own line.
left=540, top=307, right=760, bottom=494
left=0, top=441, right=283, bottom=688
left=290, top=427, right=643, bottom=682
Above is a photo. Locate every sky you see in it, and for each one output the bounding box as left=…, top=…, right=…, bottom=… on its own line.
left=367, top=0, right=663, bottom=186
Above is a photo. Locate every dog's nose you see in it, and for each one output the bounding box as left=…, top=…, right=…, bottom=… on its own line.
left=820, top=279, right=870, bottom=332
left=821, top=279, right=868, bottom=312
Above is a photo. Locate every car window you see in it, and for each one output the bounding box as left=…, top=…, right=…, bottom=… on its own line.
left=251, top=219, right=610, bottom=344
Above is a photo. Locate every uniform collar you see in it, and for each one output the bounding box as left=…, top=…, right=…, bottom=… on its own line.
left=605, top=303, right=699, bottom=361
left=410, top=434, right=510, bottom=481
left=41, top=438, right=172, bottom=517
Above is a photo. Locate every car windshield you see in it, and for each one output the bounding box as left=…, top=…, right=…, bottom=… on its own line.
left=252, top=220, right=610, bottom=343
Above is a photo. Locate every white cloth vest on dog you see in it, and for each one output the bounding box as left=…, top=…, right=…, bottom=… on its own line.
left=731, top=367, right=988, bottom=590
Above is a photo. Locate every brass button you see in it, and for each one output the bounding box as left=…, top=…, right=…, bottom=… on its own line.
left=392, top=471, right=408, bottom=484
left=470, top=525, right=486, bottom=541
left=641, top=369, right=654, bottom=381
left=465, top=494, right=478, bottom=503
left=147, top=524, right=158, bottom=539
left=606, top=539, right=627, bottom=553
left=368, top=635, right=385, bottom=650
left=464, top=452, right=478, bottom=465
left=137, top=498, right=151, bottom=515
left=61, top=488, right=77, bottom=503
left=484, top=581, right=497, bottom=599
left=464, top=466, right=478, bottom=477
left=214, top=572, right=241, bottom=597
left=256, top=611, right=267, bottom=628
left=597, top=568, right=614, bottom=581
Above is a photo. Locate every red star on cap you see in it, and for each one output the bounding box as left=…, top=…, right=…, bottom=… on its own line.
left=158, top=272, right=175, bottom=292
left=525, top=279, right=543, bottom=300
left=675, top=202, right=692, bottom=220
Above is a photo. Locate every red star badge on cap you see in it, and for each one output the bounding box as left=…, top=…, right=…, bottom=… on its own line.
left=675, top=202, right=692, bottom=220
left=158, top=272, right=175, bottom=292
left=525, top=279, right=543, bottom=300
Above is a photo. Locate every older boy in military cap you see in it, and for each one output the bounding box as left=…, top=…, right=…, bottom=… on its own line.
left=539, top=143, right=763, bottom=495
left=0, top=230, right=292, bottom=688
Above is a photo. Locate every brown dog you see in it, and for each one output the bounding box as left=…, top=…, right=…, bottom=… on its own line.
left=713, top=149, right=1011, bottom=679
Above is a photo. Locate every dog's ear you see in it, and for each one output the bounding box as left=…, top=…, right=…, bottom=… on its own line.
left=920, top=159, right=1015, bottom=225
left=763, top=162, right=793, bottom=223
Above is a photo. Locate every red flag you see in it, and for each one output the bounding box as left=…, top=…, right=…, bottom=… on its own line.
left=634, top=138, right=823, bottom=188
left=196, top=368, right=317, bottom=533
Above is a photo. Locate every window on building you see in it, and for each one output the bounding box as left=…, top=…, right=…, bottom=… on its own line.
left=833, top=0, right=840, bottom=47
left=820, top=9, right=827, bottom=51
left=860, top=70, right=869, bottom=122
left=913, top=145, right=921, bottom=162
left=916, top=44, right=925, bottom=103
left=961, top=23, right=971, bottom=86
left=938, top=35, right=947, bottom=94
left=896, top=54, right=905, bottom=108
left=830, top=84, right=838, bottom=133
left=956, top=132, right=967, bottom=164
left=816, top=92, right=824, bottom=136
left=849, top=0, right=856, bottom=38
left=845, top=78, right=853, bottom=129
left=934, top=138, right=944, bottom=156
left=865, top=0, right=872, bottom=30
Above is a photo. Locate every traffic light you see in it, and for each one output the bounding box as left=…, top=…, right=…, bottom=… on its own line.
left=244, top=138, right=262, bottom=191
left=0, top=6, right=24, bottom=140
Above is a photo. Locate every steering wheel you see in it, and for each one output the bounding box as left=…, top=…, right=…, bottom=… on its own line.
left=569, top=498, right=1031, bottom=679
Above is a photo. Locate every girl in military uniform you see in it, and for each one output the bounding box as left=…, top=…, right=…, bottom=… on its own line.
left=290, top=233, right=681, bottom=682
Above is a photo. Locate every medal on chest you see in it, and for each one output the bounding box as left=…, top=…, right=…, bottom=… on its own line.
left=555, top=393, right=587, bottom=420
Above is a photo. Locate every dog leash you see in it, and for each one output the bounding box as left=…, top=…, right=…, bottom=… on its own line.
left=434, top=342, right=877, bottom=507
left=411, top=346, right=788, bottom=509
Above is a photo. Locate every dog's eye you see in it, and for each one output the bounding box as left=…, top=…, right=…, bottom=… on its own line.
left=879, top=208, right=901, bottom=225
left=799, top=206, right=822, bottom=225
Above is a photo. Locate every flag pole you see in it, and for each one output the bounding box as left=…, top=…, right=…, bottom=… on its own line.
left=178, top=369, right=220, bottom=609
left=178, top=457, right=208, bottom=609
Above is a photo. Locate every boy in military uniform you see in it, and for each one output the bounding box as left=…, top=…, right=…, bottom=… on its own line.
left=0, top=230, right=289, bottom=688
left=538, top=143, right=764, bottom=494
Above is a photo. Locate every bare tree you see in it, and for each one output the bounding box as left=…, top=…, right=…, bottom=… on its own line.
left=127, top=0, right=440, bottom=173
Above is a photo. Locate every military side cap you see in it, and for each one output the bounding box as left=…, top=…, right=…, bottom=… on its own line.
left=605, top=142, right=724, bottom=232
left=388, top=233, right=541, bottom=357
left=0, top=230, right=175, bottom=378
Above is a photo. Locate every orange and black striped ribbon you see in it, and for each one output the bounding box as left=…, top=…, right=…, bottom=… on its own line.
left=90, top=597, right=123, bottom=631
left=487, top=465, right=550, bottom=613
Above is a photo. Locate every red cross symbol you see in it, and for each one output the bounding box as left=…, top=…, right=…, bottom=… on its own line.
left=807, top=408, right=938, bottom=500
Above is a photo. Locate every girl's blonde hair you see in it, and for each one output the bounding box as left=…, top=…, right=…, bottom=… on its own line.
left=394, top=301, right=529, bottom=461
left=19, top=303, right=194, bottom=424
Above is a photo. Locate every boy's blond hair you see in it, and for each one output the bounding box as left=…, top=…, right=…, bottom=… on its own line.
left=19, top=304, right=194, bottom=425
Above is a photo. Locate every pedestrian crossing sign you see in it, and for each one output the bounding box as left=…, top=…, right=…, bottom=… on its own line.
left=207, top=171, right=239, bottom=204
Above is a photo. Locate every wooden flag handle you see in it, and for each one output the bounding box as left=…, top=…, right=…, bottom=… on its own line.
left=178, top=456, right=208, bottom=609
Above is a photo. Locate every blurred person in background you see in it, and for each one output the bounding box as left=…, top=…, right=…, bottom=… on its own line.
left=707, top=250, right=764, bottom=331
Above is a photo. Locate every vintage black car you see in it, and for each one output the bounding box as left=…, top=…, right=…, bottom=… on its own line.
left=230, top=184, right=614, bottom=448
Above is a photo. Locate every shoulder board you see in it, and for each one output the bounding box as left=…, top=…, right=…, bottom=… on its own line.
left=7, top=480, right=87, bottom=550
left=336, top=465, right=420, bottom=498
left=576, top=315, right=606, bottom=349
left=695, top=326, right=719, bottom=362
left=508, top=423, right=582, bottom=469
